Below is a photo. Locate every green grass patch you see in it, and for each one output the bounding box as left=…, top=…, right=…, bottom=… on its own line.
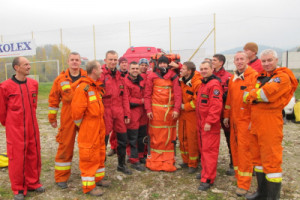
left=38, top=82, right=53, bottom=100
left=0, top=186, right=13, bottom=199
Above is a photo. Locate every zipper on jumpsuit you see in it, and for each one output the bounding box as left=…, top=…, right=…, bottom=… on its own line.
left=19, top=84, right=26, bottom=188
left=26, top=84, right=40, bottom=178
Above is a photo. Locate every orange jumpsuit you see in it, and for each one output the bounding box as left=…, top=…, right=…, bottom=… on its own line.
left=244, top=67, right=298, bottom=183
left=144, top=70, right=182, bottom=172
left=48, top=68, right=87, bottom=183
left=178, top=71, right=201, bottom=168
left=223, top=66, right=257, bottom=190
left=71, top=76, right=106, bottom=194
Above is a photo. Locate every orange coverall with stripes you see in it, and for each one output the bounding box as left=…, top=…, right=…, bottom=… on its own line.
left=71, top=76, right=106, bottom=194
left=224, top=66, right=257, bottom=190
left=178, top=71, right=201, bottom=168
left=244, top=67, right=298, bottom=183
left=48, top=68, right=87, bottom=183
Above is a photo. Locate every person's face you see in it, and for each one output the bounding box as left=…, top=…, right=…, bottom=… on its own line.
left=94, top=62, right=103, bottom=79
left=15, top=57, right=31, bottom=76
left=244, top=49, right=256, bottom=59
left=139, top=63, right=149, bottom=73
left=261, top=53, right=278, bottom=73
left=234, top=52, right=249, bottom=73
left=180, top=65, right=190, bottom=78
left=119, top=61, right=128, bottom=72
left=68, top=54, right=81, bottom=70
left=200, top=63, right=213, bottom=78
left=158, top=62, right=168, bottom=68
left=212, top=57, right=223, bottom=69
left=105, top=53, right=118, bottom=69
left=129, top=64, right=140, bottom=78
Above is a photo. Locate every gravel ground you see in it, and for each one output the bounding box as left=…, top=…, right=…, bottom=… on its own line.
left=0, top=103, right=299, bottom=200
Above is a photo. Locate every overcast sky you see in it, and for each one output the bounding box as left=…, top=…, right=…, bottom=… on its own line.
left=1, top=0, right=300, bottom=59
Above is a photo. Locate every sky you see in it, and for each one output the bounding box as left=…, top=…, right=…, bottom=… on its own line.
left=1, top=0, right=300, bottom=59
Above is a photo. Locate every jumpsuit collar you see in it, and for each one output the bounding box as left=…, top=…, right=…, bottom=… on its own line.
left=11, top=75, right=27, bottom=84
left=202, top=74, right=220, bottom=84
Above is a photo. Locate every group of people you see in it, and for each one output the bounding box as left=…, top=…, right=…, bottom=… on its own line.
left=0, top=42, right=298, bottom=200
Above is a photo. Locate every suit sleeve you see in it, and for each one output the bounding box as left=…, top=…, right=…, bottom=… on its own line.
left=173, top=76, right=182, bottom=113
left=71, top=84, right=88, bottom=127
left=223, top=77, right=233, bottom=119
left=144, top=75, right=154, bottom=114
left=48, top=79, right=61, bottom=123
left=0, top=85, right=7, bottom=126
left=122, top=82, right=131, bottom=119
left=183, top=79, right=201, bottom=112
left=205, top=84, right=223, bottom=125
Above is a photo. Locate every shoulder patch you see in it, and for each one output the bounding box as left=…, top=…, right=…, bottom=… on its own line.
left=273, top=77, right=280, bottom=83
left=83, top=84, right=90, bottom=92
left=213, top=89, right=220, bottom=96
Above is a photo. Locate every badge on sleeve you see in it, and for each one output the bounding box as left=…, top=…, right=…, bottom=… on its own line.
left=273, top=77, right=280, bottom=83
left=213, top=89, right=220, bottom=96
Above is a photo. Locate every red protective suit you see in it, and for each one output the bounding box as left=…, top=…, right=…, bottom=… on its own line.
left=244, top=67, right=298, bottom=183
left=223, top=66, right=258, bottom=190
left=100, top=66, right=130, bottom=166
left=144, top=70, right=182, bottom=172
left=178, top=71, right=201, bottom=168
left=0, top=76, right=42, bottom=195
left=71, top=76, right=106, bottom=194
left=213, top=67, right=233, bottom=166
left=48, top=68, right=87, bottom=183
left=196, top=75, right=223, bottom=184
left=248, top=57, right=263, bottom=73
left=125, top=74, right=147, bottom=163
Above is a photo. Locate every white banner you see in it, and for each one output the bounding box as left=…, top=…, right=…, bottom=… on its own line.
left=0, top=40, right=36, bottom=58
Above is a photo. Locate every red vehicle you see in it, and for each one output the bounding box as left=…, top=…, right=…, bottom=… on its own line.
left=122, top=46, right=165, bottom=64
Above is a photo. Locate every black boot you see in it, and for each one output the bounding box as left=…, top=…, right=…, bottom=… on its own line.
left=116, top=132, right=132, bottom=175
left=127, top=129, right=139, bottom=160
left=245, top=172, right=267, bottom=200
left=266, top=181, right=281, bottom=200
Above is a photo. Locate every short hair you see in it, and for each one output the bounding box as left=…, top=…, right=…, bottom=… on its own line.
left=69, top=52, right=80, bottom=59
left=234, top=51, right=248, bottom=59
left=105, top=50, right=118, bottom=58
left=130, top=61, right=138, bottom=66
left=86, top=60, right=99, bottom=75
left=260, top=49, right=278, bottom=59
left=183, top=61, right=196, bottom=73
left=201, top=61, right=213, bottom=68
left=12, top=57, right=21, bottom=71
left=213, top=54, right=226, bottom=67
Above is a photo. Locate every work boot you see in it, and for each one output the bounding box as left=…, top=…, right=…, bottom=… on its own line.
left=226, top=165, right=235, bottom=176
left=57, top=182, right=68, bottom=189
left=195, top=173, right=201, bottom=179
left=188, top=167, right=197, bottom=174
left=34, top=186, right=45, bottom=193
left=140, top=157, right=146, bottom=164
left=87, top=188, right=104, bottom=196
left=96, top=179, right=111, bottom=187
left=179, top=163, right=188, bottom=169
left=198, top=182, right=211, bottom=191
left=117, top=155, right=132, bottom=175
left=266, top=181, right=281, bottom=200
left=236, top=187, right=248, bottom=196
left=131, top=162, right=146, bottom=171
left=245, top=172, right=267, bottom=200
left=107, top=149, right=116, bottom=156
left=14, top=194, right=24, bottom=200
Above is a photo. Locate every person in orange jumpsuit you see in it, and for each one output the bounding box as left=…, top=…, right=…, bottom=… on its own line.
left=144, top=55, right=182, bottom=172
left=0, top=57, right=45, bottom=200
left=48, top=52, right=87, bottom=189
left=244, top=49, right=298, bottom=200
left=196, top=61, right=223, bottom=191
left=178, top=61, right=201, bottom=173
left=71, top=60, right=110, bottom=196
left=243, top=42, right=263, bottom=73
left=223, top=51, right=258, bottom=197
